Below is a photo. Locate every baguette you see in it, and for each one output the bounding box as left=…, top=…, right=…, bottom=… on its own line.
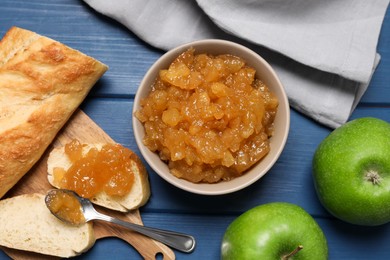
left=0, top=27, right=108, bottom=198
left=0, top=193, right=95, bottom=258
left=47, top=143, right=151, bottom=212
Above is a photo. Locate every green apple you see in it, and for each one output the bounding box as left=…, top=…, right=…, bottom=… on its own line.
left=313, top=117, right=390, bottom=226
left=221, top=202, right=328, bottom=259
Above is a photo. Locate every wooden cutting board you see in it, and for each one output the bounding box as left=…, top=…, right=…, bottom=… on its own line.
left=1, top=109, right=175, bottom=260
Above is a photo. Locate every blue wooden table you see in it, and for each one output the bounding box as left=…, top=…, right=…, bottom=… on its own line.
left=1, top=1, right=389, bottom=259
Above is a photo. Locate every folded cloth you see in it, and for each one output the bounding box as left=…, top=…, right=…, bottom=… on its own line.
left=83, top=0, right=389, bottom=128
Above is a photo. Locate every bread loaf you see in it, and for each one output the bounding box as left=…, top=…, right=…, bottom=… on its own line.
left=0, top=27, right=108, bottom=198
left=0, top=193, right=95, bottom=257
left=47, top=143, right=151, bottom=212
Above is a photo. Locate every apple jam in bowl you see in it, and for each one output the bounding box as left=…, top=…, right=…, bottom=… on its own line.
left=133, top=39, right=290, bottom=195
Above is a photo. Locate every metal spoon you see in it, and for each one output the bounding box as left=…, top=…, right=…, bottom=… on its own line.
left=45, top=189, right=196, bottom=253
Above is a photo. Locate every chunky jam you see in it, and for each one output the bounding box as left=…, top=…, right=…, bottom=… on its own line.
left=53, top=140, right=135, bottom=198
left=46, top=191, right=85, bottom=226
left=135, top=48, right=278, bottom=183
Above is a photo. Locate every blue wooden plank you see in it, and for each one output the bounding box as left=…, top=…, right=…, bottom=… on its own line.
left=1, top=211, right=390, bottom=259
left=0, top=0, right=162, bottom=97
left=360, top=10, right=390, bottom=104
left=80, top=98, right=138, bottom=150
left=0, top=0, right=388, bottom=103
left=0, top=0, right=389, bottom=259
left=81, top=99, right=390, bottom=217
left=81, top=213, right=390, bottom=259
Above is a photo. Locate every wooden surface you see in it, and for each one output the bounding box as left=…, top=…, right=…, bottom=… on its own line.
left=3, top=110, right=174, bottom=260
left=0, top=1, right=389, bottom=259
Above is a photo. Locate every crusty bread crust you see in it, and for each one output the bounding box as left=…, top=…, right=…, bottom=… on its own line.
left=0, top=27, right=108, bottom=198
left=0, top=193, right=95, bottom=257
left=47, top=143, right=151, bottom=212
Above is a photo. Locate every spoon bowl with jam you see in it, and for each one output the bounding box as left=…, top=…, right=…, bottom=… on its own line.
left=45, top=189, right=196, bottom=253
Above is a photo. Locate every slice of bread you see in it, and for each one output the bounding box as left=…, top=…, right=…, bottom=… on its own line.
left=0, top=193, right=95, bottom=258
left=47, top=143, right=151, bottom=212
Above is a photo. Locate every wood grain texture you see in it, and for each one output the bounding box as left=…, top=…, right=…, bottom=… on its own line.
left=81, top=99, right=390, bottom=215
left=2, top=110, right=174, bottom=260
left=0, top=0, right=389, bottom=259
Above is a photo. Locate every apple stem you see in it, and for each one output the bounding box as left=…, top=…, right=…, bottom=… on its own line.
left=282, top=245, right=303, bottom=260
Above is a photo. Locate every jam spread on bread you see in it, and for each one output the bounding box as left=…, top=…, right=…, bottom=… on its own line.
left=53, top=140, right=135, bottom=198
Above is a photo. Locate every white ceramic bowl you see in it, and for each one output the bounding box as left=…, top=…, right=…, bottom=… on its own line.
left=133, top=39, right=290, bottom=195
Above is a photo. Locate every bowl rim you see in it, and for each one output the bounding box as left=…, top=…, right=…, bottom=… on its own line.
left=132, top=39, right=290, bottom=195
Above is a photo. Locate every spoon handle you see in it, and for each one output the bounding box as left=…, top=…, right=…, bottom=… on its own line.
left=93, top=211, right=196, bottom=253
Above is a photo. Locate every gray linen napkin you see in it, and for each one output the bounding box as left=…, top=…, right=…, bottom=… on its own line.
left=83, top=0, right=388, bottom=128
